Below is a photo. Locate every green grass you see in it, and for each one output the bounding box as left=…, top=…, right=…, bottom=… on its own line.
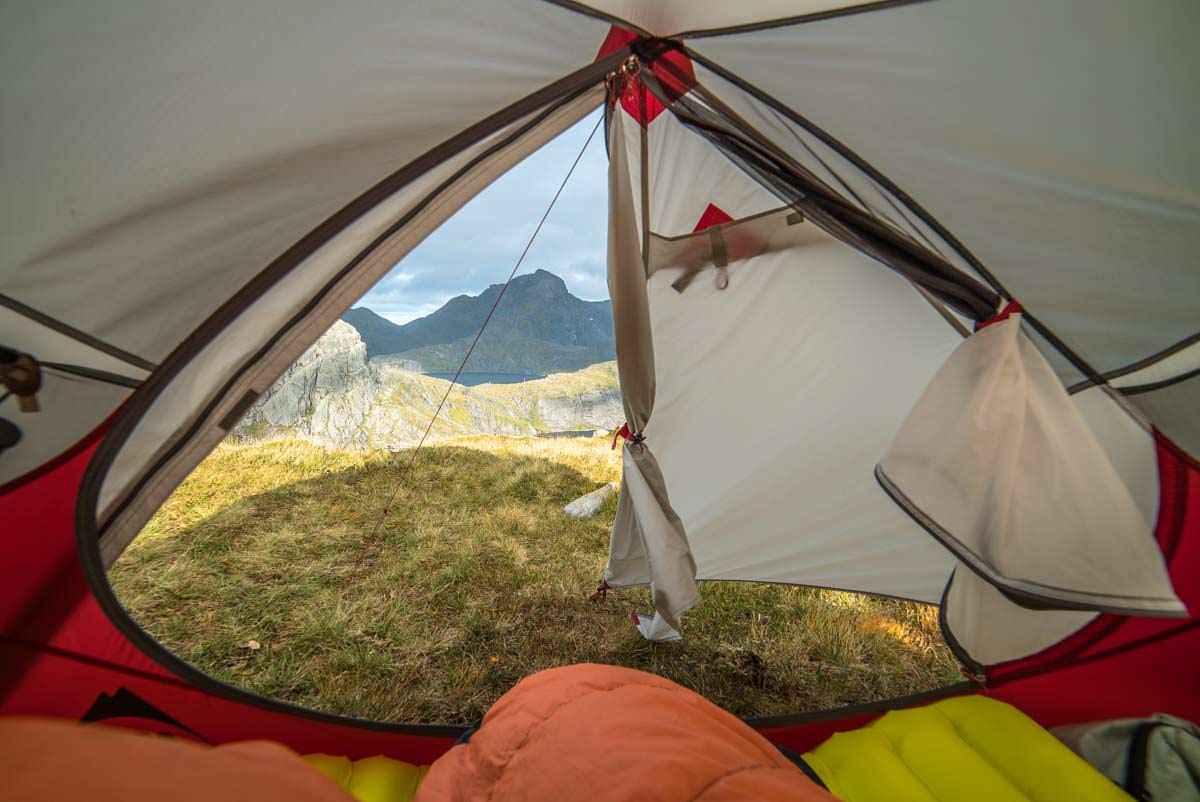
left=110, top=436, right=959, bottom=724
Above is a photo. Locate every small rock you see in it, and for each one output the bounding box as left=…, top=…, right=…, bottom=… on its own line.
left=242, top=640, right=261, bottom=650
left=564, top=482, right=618, bottom=518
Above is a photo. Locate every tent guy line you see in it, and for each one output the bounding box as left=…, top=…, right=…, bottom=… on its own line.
left=364, top=113, right=606, bottom=543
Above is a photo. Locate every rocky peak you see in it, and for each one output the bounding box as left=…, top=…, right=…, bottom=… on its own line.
left=340, top=269, right=614, bottom=371
left=239, top=321, right=381, bottom=448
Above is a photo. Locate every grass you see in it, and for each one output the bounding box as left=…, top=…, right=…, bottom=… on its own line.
left=110, top=435, right=959, bottom=725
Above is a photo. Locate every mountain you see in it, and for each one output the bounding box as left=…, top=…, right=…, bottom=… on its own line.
left=341, top=269, right=615, bottom=374
left=236, top=320, right=622, bottom=450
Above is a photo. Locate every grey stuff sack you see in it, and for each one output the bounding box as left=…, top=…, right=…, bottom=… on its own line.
left=1053, top=714, right=1200, bottom=802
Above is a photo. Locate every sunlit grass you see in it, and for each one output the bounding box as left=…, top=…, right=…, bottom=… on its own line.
left=111, top=436, right=959, bottom=724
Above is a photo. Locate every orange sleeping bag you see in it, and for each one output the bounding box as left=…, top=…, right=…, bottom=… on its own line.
left=0, top=716, right=355, bottom=802
left=416, top=663, right=835, bottom=801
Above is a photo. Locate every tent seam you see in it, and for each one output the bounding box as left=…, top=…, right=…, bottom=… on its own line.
left=1067, top=329, right=1200, bottom=395
left=0, top=293, right=157, bottom=372
left=675, top=0, right=934, bottom=40
left=538, top=0, right=652, bottom=36
left=874, top=464, right=1184, bottom=611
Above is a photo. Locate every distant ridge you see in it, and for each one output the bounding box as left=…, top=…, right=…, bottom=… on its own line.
left=342, top=269, right=614, bottom=374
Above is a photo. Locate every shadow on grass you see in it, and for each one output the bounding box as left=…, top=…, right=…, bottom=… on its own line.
left=111, top=441, right=960, bottom=725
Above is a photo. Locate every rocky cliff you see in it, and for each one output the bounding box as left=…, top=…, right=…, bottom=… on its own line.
left=237, top=321, right=622, bottom=450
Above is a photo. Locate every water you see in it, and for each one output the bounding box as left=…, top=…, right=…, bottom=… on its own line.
left=424, top=372, right=544, bottom=386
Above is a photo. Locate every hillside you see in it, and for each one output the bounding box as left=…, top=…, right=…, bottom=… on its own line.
left=112, top=435, right=958, bottom=724
left=342, top=269, right=615, bottom=373
left=236, top=320, right=622, bottom=450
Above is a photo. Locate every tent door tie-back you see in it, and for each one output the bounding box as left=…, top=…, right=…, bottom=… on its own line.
left=975, top=299, right=1023, bottom=332
left=611, top=423, right=644, bottom=450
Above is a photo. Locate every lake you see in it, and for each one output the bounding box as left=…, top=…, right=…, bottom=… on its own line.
left=425, top=372, right=545, bottom=386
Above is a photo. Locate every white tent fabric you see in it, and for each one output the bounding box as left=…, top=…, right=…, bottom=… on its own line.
left=572, top=0, right=885, bottom=36
left=941, top=570, right=1096, bottom=670
left=1071, top=386, right=1160, bottom=530
left=947, top=380, right=1167, bottom=669
left=645, top=227, right=961, bottom=601
left=945, top=379, right=1164, bottom=666
left=603, top=78, right=969, bottom=610
left=594, top=2, right=1189, bottom=647
left=694, top=0, right=1200, bottom=380
left=613, top=443, right=699, bottom=635
left=878, top=315, right=1182, bottom=616
left=617, top=92, right=780, bottom=238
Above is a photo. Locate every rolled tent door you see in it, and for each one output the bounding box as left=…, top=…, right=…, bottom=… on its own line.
left=604, top=105, right=699, bottom=640
left=877, top=313, right=1184, bottom=617
left=613, top=443, right=699, bottom=639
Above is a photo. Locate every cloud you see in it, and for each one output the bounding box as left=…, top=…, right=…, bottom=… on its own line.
left=359, top=109, right=609, bottom=324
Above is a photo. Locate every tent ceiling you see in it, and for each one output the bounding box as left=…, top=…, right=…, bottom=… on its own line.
left=693, top=0, right=1200, bottom=375
left=563, top=0, right=898, bottom=37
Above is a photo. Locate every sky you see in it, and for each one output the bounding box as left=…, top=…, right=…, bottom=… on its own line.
left=359, top=108, right=609, bottom=324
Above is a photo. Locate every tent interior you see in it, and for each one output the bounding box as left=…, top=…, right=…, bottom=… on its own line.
left=2, top=0, right=1198, bottom=784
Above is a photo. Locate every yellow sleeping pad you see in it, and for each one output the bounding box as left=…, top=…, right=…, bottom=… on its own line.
left=303, top=752, right=429, bottom=802
left=802, top=695, right=1132, bottom=802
